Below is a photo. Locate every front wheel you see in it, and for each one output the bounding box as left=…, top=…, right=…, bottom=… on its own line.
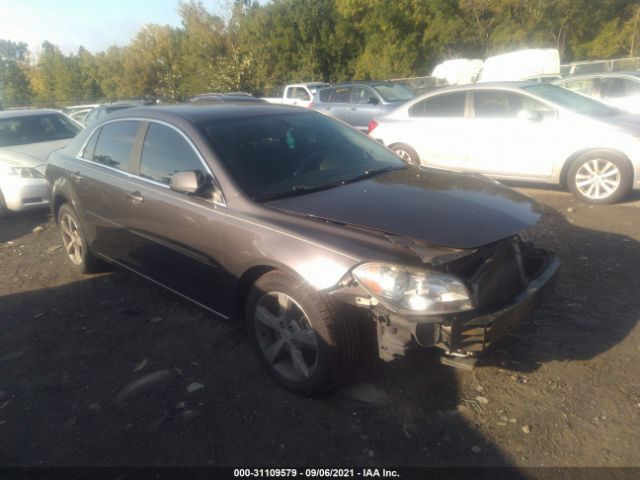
left=57, top=203, right=102, bottom=273
left=567, top=152, right=632, bottom=205
left=389, top=143, right=420, bottom=166
left=246, top=270, right=359, bottom=396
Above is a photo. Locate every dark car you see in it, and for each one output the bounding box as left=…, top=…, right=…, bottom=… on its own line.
left=82, top=102, right=144, bottom=126
left=311, top=81, right=415, bottom=131
left=189, top=92, right=267, bottom=104
left=46, top=104, right=559, bottom=396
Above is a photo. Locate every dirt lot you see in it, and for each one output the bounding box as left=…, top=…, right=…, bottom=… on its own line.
left=1, top=186, right=639, bottom=471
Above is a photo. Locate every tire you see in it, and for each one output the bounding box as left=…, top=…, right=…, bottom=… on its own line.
left=389, top=143, right=420, bottom=166
left=0, top=189, right=9, bottom=218
left=567, top=151, right=633, bottom=205
left=56, top=203, right=102, bottom=273
left=246, top=270, right=359, bottom=396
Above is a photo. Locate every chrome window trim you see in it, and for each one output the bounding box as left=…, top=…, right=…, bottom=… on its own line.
left=75, top=117, right=227, bottom=207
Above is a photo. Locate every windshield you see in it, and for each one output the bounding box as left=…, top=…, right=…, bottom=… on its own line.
left=0, top=113, right=82, bottom=147
left=372, top=84, right=415, bottom=102
left=199, top=112, right=407, bottom=200
left=522, top=83, right=618, bottom=116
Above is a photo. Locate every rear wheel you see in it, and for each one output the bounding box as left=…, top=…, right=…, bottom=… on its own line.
left=0, top=189, right=8, bottom=218
left=246, top=270, right=359, bottom=396
left=389, top=143, right=420, bottom=165
left=567, top=151, right=632, bottom=205
left=57, top=203, right=102, bottom=273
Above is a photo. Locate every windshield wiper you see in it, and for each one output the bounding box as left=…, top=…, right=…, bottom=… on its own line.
left=255, top=183, right=341, bottom=202
left=255, top=166, right=403, bottom=202
left=341, top=165, right=404, bottom=185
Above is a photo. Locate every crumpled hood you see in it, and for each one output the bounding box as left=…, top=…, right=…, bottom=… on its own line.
left=266, top=168, right=543, bottom=249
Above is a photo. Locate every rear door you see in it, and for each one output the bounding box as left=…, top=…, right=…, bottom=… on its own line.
left=316, top=86, right=353, bottom=124
left=349, top=86, right=384, bottom=131
left=70, top=120, right=144, bottom=260
left=403, top=91, right=469, bottom=170
left=466, top=90, right=559, bottom=178
left=122, top=122, right=231, bottom=315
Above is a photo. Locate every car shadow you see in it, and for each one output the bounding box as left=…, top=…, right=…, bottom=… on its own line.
left=0, top=209, right=51, bottom=244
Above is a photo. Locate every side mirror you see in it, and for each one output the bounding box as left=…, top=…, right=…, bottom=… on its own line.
left=367, top=97, right=380, bottom=105
left=517, top=109, right=542, bottom=122
left=170, top=171, right=201, bottom=194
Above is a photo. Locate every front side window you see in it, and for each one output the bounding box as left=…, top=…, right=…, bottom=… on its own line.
left=473, top=91, right=554, bottom=118
left=0, top=113, right=82, bottom=147
left=139, top=123, right=205, bottom=185
left=91, top=121, right=140, bottom=172
left=292, top=88, right=310, bottom=101
left=198, top=112, right=406, bottom=200
left=409, top=92, right=466, bottom=118
left=372, top=83, right=414, bottom=102
left=351, top=87, right=376, bottom=105
left=522, top=83, right=617, bottom=117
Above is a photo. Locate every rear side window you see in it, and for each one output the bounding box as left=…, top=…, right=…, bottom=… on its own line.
left=559, top=78, right=596, bottom=95
left=91, top=121, right=140, bottom=172
left=319, top=86, right=352, bottom=103
left=139, top=123, right=205, bottom=185
left=600, top=77, right=640, bottom=98
left=409, top=93, right=466, bottom=117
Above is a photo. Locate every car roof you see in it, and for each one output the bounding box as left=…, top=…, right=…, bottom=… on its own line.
left=0, top=108, right=63, bottom=119
left=556, top=71, right=640, bottom=81
left=105, top=103, right=311, bottom=124
left=417, top=81, right=541, bottom=95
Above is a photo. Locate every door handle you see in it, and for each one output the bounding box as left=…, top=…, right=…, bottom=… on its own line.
left=126, top=191, right=144, bottom=204
left=70, top=172, right=83, bottom=182
left=325, top=107, right=331, bottom=111
left=350, top=107, right=357, bottom=111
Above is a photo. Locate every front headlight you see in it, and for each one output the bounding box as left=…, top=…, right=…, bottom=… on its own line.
left=5, top=166, right=44, bottom=178
left=353, top=263, right=472, bottom=314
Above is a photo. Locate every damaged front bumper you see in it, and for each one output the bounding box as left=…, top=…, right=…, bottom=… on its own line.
left=356, top=239, right=560, bottom=363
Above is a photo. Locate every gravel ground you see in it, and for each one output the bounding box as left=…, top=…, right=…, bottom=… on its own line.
left=0, top=186, right=639, bottom=471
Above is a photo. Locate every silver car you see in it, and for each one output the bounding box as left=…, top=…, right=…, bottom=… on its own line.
left=553, top=72, right=640, bottom=114
left=369, top=82, right=640, bottom=204
left=0, top=109, right=83, bottom=217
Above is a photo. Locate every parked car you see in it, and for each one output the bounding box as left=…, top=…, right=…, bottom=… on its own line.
left=82, top=102, right=142, bottom=126
left=189, top=92, right=267, bottom=104
left=369, top=82, right=640, bottom=204
left=47, top=104, right=559, bottom=395
left=311, top=81, right=415, bottom=131
left=553, top=72, right=640, bottom=113
left=0, top=109, right=83, bottom=217
left=262, top=83, right=330, bottom=108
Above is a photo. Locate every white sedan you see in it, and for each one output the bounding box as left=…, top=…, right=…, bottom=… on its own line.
left=0, top=109, right=82, bottom=217
left=368, top=82, right=640, bottom=204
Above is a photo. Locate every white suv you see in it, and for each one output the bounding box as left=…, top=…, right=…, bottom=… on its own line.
left=369, top=82, right=640, bottom=204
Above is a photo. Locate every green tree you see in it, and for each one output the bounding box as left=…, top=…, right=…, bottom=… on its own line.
left=0, top=39, right=32, bottom=107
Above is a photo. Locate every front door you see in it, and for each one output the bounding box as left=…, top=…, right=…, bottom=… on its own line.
left=466, top=90, right=559, bottom=178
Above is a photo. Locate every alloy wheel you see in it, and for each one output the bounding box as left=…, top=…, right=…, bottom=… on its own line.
left=575, top=158, right=621, bottom=200
left=254, top=291, right=319, bottom=382
left=60, top=213, right=84, bottom=265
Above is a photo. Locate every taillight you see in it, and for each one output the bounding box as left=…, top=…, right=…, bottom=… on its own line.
left=308, top=101, right=314, bottom=108
left=367, top=119, right=378, bottom=135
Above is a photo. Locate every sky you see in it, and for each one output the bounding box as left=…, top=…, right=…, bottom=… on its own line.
left=0, top=0, right=229, bottom=55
